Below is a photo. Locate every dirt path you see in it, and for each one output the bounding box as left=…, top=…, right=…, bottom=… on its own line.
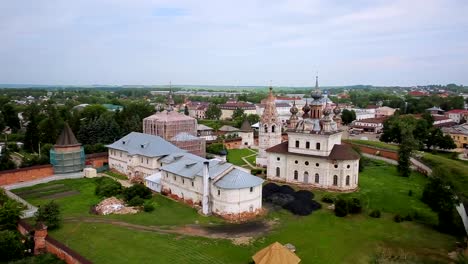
left=63, top=217, right=276, bottom=244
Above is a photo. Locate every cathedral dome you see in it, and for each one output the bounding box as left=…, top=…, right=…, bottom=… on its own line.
left=290, top=101, right=298, bottom=115
left=295, top=118, right=321, bottom=133
left=333, top=106, right=341, bottom=115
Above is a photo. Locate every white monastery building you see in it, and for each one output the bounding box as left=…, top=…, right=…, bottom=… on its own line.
left=107, top=132, right=264, bottom=220
left=263, top=77, right=361, bottom=191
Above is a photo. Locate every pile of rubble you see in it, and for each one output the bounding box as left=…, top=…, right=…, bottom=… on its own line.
left=94, top=197, right=138, bottom=215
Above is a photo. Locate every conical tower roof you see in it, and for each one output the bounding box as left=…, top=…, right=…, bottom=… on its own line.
left=260, top=87, right=280, bottom=125
left=55, top=123, right=81, bottom=147
left=240, top=119, right=253, bottom=132
left=252, top=242, right=301, bottom=264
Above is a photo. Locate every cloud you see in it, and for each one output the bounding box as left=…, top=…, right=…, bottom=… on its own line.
left=0, top=0, right=467, bottom=86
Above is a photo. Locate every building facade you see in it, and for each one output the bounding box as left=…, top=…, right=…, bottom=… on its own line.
left=107, top=132, right=264, bottom=220
left=265, top=78, right=360, bottom=191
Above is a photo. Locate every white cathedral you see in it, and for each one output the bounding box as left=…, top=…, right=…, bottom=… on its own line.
left=258, top=77, right=360, bottom=191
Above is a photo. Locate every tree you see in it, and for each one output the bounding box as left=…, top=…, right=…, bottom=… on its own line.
left=246, top=114, right=260, bottom=125
left=0, top=230, right=25, bottom=262
left=0, top=112, right=5, bottom=132
left=184, top=105, right=189, bottom=116
left=78, top=113, right=121, bottom=145
left=0, top=199, right=23, bottom=230
left=397, top=128, right=417, bottom=177
left=2, top=104, right=20, bottom=132
left=24, top=104, right=41, bottom=153
left=34, top=201, right=61, bottom=230
left=232, top=107, right=244, bottom=120
left=205, top=104, right=222, bottom=120
left=421, top=170, right=464, bottom=235
left=334, top=198, right=348, bottom=217
left=341, top=109, right=356, bottom=125
left=81, top=104, right=107, bottom=121
left=0, top=150, right=16, bottom=171
left=38, top=104, right=63, bottom=144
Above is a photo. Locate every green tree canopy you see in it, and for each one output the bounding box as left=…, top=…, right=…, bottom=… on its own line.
left=205, top=104, right=222, bottom=120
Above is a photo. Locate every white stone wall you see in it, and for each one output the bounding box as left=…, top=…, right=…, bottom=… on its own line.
left=258, top=123, right=282, bottom=166
left=239, top=131, right=254, bottom=147
left=287, top=132, right=342, bottom=157
left=108, top=148, right=162, bottom=178
left=266, top=152, right=359, bottom=191
left=211, top=185, right=262, bottom=214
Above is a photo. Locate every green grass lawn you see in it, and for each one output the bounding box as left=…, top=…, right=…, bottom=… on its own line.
left=344, top=139, right=399, bottom=151
left=226, top=149, right=255, bottom=166
left=104, top=171, right=128, bottom=180
left=13, top=161, right=458, bottom=264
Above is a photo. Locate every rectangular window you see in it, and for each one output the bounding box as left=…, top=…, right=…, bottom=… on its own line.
left=250, top=187, right=253, bottom=192
left=146, top=158, right=149, bottom=164
left=191, top=181, right=194, bottom=187
left=306, top=142, right=310, bottom=149
left=295, top=140, right=299, bottom=148
left=217, top=190, right=220, bottom=196
left=141, top=158, right=143, bottom=163
left=182, top=179, right=185, bottom=184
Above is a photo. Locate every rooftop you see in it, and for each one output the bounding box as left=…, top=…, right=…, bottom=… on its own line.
left=144, top=110, right=196, bottom=122
left=266, top=141, right=360, bottom=160
left=106, top=132, right=183, bottom=157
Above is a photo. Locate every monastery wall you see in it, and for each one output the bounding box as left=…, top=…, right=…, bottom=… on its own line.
left=0, top=165, right=54, bottom=186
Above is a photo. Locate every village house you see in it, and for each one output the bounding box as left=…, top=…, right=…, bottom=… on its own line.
left=219, top=99, right=257, bottom=120
left=445, top=109, right=468, bottom=124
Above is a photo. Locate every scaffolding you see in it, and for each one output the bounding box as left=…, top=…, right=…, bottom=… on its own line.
left=50, top=147, right=85, bottom=174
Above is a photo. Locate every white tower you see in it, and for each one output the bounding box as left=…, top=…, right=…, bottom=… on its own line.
left=257, top=87, right=282, bottom=167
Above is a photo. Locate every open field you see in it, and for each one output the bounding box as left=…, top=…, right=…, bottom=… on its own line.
left=226, top=149, right=255, bottom=167
left=13, top=161, right=458, bottom=264
left=344, top=139, right=399, bottom=151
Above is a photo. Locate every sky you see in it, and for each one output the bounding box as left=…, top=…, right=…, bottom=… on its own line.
left=0, top=0, right=468, bottom=87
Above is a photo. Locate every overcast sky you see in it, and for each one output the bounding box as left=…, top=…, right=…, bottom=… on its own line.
left=1, top=0, right=467, bottom=86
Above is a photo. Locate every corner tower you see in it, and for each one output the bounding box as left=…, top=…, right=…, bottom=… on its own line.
left=257, top=87, right=282, bottom=167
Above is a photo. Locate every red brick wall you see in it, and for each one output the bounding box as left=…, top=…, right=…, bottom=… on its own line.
left=17, top=221, right=92, bottom=264
left=343, top=142, right=398, bottom=161
left=85, top=152, right=108, bottom=168
left=0, top=165, right=54, bottom=186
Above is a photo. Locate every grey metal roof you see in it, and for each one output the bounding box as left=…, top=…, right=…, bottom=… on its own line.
left=106, top=132, right=183, bottom=157
left=219, top=125, right=239, bottom=132
left=161, top=156, right=232, bottom=179
left=197, top=124, right=213, bottom=131
left=215, top=168, right=264, bottom=189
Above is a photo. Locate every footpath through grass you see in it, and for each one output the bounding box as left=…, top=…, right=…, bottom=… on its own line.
left=13, top=161, right=458, bottom=264
left=344, top=139, right=399, bottom=151
left=226, top=149, right=255, bottom=166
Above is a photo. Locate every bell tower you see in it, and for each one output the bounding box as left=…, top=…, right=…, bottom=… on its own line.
left=257, top=86, right=282, bottom=167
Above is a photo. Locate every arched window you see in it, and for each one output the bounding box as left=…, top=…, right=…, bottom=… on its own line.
left=294, top=170, right=298, bottom=180
left=306, top=142, right=310, bottom=149
left=346, top=175, right=350, bottom=186
left=295, top=140, right=299, bottom=148
left=264, top=125, right=268, bottom=133
left=272, top=125, right=276, bottom=133
left=316, top=142, right=321, bottom=150
left=304, top=171, right=309, bottom=182
left=276, top=167, right=280, bottom=177
left=315, top=173, right=319, bottom=183
left=333, top=175, right=338, bottom=186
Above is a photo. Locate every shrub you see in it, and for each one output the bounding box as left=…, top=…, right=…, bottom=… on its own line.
left=369, top=210, right=381, bottom=218
left=408, top=190, right=413, bottom=196
left=123, top=184, right=152, bottom=202
left=127, top=196, right=144, bottom=206
left=0, top=199, right=24, bottom=230
left=334, top=198, right=348, bottom=217
left=394, top=214, right=403, bottom=223
left=262, top=183, right=280, bottom=199
left=293, top=190, right=314, bottom=201
left=206, top=143, right=226, bottom=155
left=321, top=194, right=335, bottom=203
left=403, top=214, right=413, bottom=221
left=348, top=198, right=362, bottom=214
left=143, top=201, right=155, bottom=212
left=95, top=178, right=122, bottom=197
left=0, top=230, right=25, bottom=262
left=266, top=193, right=295, bottom=206
left=278, top=185, right=295, bottom=195
left=35, top=201, right=61, bottom=230
left=251, top=169, right=265, bottom=176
